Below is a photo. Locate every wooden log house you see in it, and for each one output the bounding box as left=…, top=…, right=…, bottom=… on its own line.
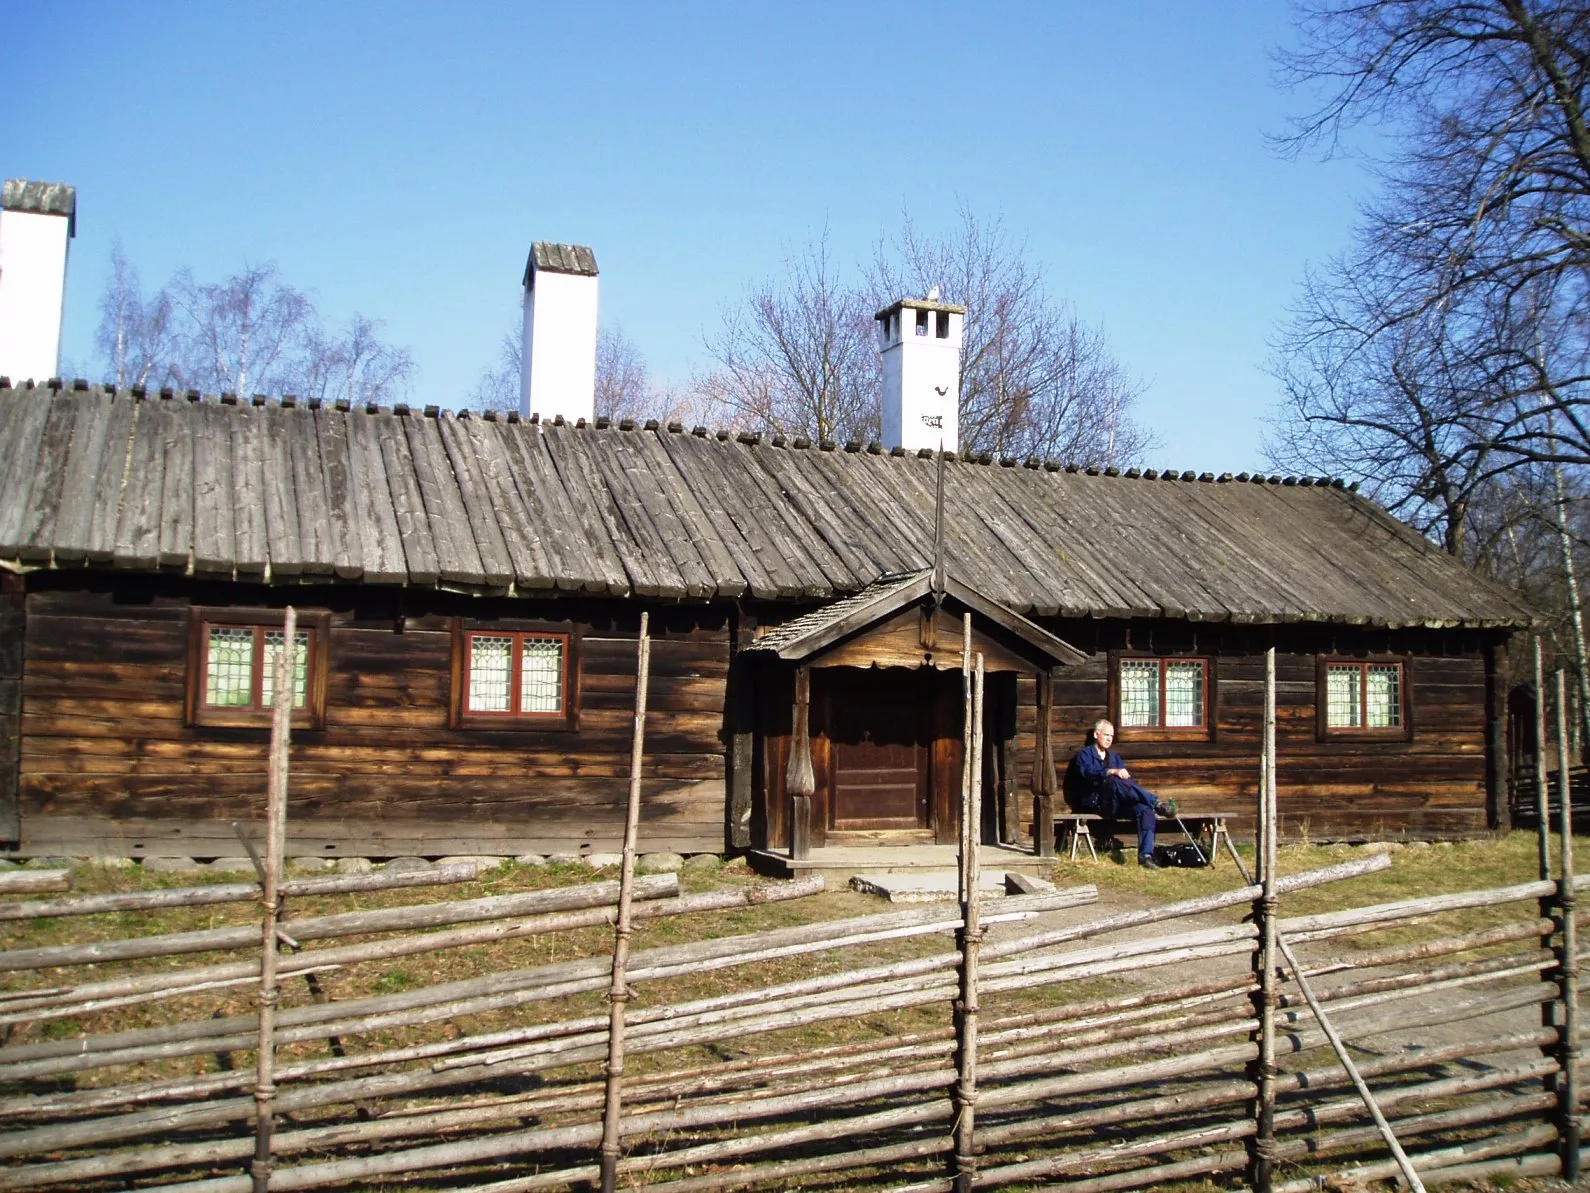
left=0, top=381, right=1535, bottom=860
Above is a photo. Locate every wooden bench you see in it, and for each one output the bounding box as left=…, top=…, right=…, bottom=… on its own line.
left=1050, top=812, right=1230, bottom=865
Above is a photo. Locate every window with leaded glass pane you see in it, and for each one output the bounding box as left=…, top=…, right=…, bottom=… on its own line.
left=261, top=630, right=311, bottom=710
left=1326, top=666, right=1361, bottom=728
left=458, top=629, right=572, bottom=724
left=1119, top=660, right=1161, bottom=728
left=468, top=635, right=515, bottom=713
left=1323, top=660, right=1405, bottom=736
left=206, top=627, right=254, bottom=707
left=520, top=636, right=564, bottom=712
left=1114, top=657, right=1209, bottom=735
left=189, top=611, right=326, bottom=728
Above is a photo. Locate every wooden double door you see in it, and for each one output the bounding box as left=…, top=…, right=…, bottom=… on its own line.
left=814, top=667, right=963, bottom=842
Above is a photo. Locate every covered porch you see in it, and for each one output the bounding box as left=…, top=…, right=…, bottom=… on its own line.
left=742, top=570, right=1084, bottom=876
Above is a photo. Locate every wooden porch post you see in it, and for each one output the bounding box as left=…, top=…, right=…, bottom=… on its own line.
left=787, top=667, right=813, bottom=861
left=1032, top=668, right=1056, bottom=858
left=726, top=608, right=755, bottom=851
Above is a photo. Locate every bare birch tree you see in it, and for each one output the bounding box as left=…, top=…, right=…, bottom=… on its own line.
left=703, top=232, right=879, bottom=443
left=92, top=257, right=413, bottom=404
left=594, top=325, right=653, bottom=421
left=466, top=330, right=520, bottom=413
left=96, top=245, right=178, bottom=389
left=469, top=319, right=684, bottom=423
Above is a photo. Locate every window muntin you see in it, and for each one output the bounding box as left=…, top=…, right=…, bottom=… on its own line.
left=1116, top=657, right=1209, bottom=733
left=1325, top=660, right=1404, bottom=732
left=462, top=630, right=569, bottom=720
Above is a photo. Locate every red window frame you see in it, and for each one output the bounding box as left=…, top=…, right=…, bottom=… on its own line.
left=1317, top=657, right=1412, bottom=741
left=186, top=608, right=329, bottom=729
left=451, top=622, right=579, bottom=730
left=1109, top=655, right=1213, bottom=741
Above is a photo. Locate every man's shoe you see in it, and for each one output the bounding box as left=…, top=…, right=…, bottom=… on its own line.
left=1159, top=798, right=1179, bottom=819
left=1139, top=855, right=1163, bottom=869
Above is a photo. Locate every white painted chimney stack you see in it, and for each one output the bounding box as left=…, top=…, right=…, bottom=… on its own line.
left=521, top=242, right=599, bottom=422
left=0, top=180, right=76, bottom=385
left=877, top=296, right=964, bottom=453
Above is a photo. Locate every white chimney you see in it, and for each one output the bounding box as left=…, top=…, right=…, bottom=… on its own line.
left=877, top=296, right=964, bottom=453
left=521, top=242, right=599, bottom=422
left=0, top=180, right=76, bottom=385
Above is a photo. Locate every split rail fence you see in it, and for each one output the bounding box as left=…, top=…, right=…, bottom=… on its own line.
left=0, top=617, right=1585, bottom=1191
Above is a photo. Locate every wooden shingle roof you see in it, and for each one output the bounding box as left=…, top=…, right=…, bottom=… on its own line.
left=0, top=383, right=1535, bottom=628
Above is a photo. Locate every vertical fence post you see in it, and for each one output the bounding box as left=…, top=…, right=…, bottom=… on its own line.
left=1556, top=667, right=1581, bottom=1180
left=1538, top=639, right=1553, bottom=881
left=953, top=644, right=985, bottom=1193
left=1537, top=640, right=1560, bottom=1104
left=1250, top=645, right=1278, bottom=1193
left=599, top=612, right=651, bottom=1193
left=960, top=615, right=974, bottom=883
left=251, top=605, right=294, bottom=1193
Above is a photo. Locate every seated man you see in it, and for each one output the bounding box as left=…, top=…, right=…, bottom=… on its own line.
left=1062, top=718, right=1177, bottom=868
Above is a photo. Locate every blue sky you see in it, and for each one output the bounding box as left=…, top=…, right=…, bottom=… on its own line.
left=6, top=2, right=1373, bottom=473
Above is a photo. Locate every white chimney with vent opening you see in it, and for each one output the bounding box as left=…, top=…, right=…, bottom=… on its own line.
left=877, top=296, right=963, bottom=453
left=521, top=242, right=598, bottom=423
left=0, top=179, right=76, bottom=385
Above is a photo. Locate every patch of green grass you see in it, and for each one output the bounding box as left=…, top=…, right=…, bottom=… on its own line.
left=374, top=967, right=416, bottom=994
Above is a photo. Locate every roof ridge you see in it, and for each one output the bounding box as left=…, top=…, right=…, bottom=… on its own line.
left=2, top=379, right=1358, bottom=491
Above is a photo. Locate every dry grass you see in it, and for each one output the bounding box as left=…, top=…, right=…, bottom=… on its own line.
left=1, top=834, right=1571, bottom=1059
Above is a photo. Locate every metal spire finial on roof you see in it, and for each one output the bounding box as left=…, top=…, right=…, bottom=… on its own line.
left=932, top=443, right=947, bottom=603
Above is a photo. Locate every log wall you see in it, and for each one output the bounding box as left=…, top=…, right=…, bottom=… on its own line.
left=1016, top=620, right=1499, bottom=842
left=0, top=573, right=22, bottom=841
left=13, top=574, right=1503, bottom=857
left=16, top=577, right=729, bottom=857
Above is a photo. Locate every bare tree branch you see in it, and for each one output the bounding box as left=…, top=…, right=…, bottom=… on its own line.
left=703, top=213, right=1153, bottom=462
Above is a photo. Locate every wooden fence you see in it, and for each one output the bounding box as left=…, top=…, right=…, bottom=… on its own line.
left=0, top=621, right=1585, bottom=1191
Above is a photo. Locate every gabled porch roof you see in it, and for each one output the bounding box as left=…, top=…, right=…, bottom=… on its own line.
left=744, top=568, right=1087, bottom=667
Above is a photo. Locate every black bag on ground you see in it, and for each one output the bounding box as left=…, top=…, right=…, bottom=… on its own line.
left=1153, top=842, right=1209, bottom=868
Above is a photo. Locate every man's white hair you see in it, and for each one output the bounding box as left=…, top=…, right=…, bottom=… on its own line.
left=1093, top=718, right=1115, bottom=738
